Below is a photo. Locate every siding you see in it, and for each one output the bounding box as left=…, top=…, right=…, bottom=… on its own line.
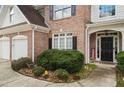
left=0, top=6, right=26, bottom=28
left=91, top=5, right=124, bottom=22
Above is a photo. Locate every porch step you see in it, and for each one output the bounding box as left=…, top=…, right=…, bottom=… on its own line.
left=95, top=61, right=116, bottom=65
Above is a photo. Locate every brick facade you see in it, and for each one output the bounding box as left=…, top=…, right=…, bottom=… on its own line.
left=0, top=5, right=91, bottom=62
left=34, top=31, right=48, bottom=58
left=44, top=5, right=91, bottom=53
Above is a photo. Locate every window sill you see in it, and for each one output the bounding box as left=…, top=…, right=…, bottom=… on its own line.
left=51, top=16, right=73, bottom=22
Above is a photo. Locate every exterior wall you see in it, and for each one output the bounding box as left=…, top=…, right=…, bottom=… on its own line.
left=91, top=5, right=124, bottom=22
left=34, top=31, right=49, bottom=58
left=90, top=33, right=96, bottom=59
left=44, top=5, right=91, bottom=54
left=0, top=5, right=26, bottom=28
left=0, top=31, right=32, bottom=61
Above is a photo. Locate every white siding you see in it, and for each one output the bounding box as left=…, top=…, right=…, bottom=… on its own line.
left=91, top=5, right=124, bottom=22
left=0, top=5, right=26, bottom=28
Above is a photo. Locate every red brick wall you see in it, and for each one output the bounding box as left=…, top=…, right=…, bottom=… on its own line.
left=34, top=31, right=49, bottom=58
left=44, top=5, right=91, bottom=53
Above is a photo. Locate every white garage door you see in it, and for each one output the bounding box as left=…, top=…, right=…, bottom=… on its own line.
left=0, top=37, right=10, bottom=60
left=12, top=35, right=28, bottom=60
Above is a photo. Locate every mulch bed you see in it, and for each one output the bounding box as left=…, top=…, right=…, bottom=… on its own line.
left=18, top=66, right=95, bottom=83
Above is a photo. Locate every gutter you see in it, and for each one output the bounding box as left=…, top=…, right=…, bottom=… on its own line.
left=32, top=25, right=38, bottom=62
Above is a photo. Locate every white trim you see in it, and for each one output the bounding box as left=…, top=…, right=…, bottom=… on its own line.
left=0, top=24, right=32, bottom=35
left=98, top=5, right=117, bottom=21
left=85, top=26, right=89, bottom=64
left=12, top=35, right=27, bottom=40
left=0, top=36, right=10, bottom=60
left=30, top=24, right=50, bottom=33
left=31, top=26, right=37, bottom=62
left=122, top=32, right=124, bottom=51
left=15, top=5, right=30, bottom=24
left=0, top=36, right=10, bottom=41
left=95, top=31, right=119, bottom=62
left=52, top=32, right=73, bottom=50
left=12, top=35, right=28, bottom=60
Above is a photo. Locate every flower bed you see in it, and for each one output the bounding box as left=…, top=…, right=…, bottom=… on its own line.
left=11, top=50, right=96, bottom=83
left=18, top=63, right=96, bottom=83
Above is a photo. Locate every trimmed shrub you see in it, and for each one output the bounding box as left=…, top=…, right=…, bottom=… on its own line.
left=33, top=66, right=45, bottom=76
left=116, top=51, right=124, bottom=71
left=37, top=49, right=84, bottom=73
left=54, top=69, right=69, bottom=81
left=11, top=57, right=33, bottom=71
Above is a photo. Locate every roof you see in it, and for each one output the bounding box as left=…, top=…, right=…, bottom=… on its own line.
left=17, top=5, right=48, bottom=28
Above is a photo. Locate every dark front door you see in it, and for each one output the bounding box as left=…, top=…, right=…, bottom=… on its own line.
left=101, top=37, right=113, bottom=61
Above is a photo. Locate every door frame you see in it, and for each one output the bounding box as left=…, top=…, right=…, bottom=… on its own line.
left=96, top=32, right=119, bottom=62
left=12, top=35, right=28, bottom=60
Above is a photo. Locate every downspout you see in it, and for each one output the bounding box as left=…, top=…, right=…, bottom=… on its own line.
left=85, top=25, right=89, bottom=64
left=32, top=25, right=38, bottom=62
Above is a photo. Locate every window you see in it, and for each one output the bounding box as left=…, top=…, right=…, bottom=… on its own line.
left=10, top=7, right=14, bottom=23
left=53, top=5, right=71, bottom=20
left=53, top=33, right=73, bottom=49
left=99, top=5, right=115, bottom=18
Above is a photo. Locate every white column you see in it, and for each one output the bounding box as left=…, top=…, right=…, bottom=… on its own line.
left=85, top=27, right=89, bottom=64
left=32, top=29, right=35, bottom=62
left=122, top=32, right=124, bottom=51
left=85, top=26, right=89, bottom=64
left=87, top=34, right=90, bottom=63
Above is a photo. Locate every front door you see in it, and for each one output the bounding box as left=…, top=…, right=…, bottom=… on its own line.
left=101, top=37, right=113, bottom=61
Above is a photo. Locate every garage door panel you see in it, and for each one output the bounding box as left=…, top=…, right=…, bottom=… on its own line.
left=0, top=37, right=10, bottom=60
left=12, top=36, right=28, bottom=60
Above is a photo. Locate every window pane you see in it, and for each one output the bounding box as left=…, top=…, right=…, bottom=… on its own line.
left=55, top=10, right=62, bottom=19
left=54, top=38, right=58, bottom=49
left=54, top=5, right=71, bottom=19
left=63, top=8, right=71, bottom=18
left=54, top=5, right=63, bottom=10
left=99, top=5, right=115, bottom=18
left=66, top=37, right=72, bottom=49
left=60, top=38, right=65, bottom=49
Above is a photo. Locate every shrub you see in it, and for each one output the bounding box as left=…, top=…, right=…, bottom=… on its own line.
left=33, top=66, right=45, bottom=76
left=11, top=57, right=33, bottom=71
left=37, top=49, right=84, bottom=73
left=54, top=69, right=69, bottom=81
left=116, top=51, right=124, bottom=71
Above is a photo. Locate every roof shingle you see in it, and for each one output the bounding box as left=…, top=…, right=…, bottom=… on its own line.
left=18, top=5, right=48, bottom=28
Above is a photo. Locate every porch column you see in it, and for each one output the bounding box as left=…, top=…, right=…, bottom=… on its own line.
left=87, top=34, right=90, bottom=63
left=85, top=27, right=88, bottom=64
left=85, top=26, right=90, bottom=64
left=122, top=32, right=124, bottom=51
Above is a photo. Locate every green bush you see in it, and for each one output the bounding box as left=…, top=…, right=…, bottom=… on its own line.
left=37, top=49, right=84, bottom=73
left=116, top=51, right=124, bottom=71
left=11, top=57, right=33, bottom=71
left=33, top=66, right=45, bottom=76
left=54, top=69, right=69, bottom=81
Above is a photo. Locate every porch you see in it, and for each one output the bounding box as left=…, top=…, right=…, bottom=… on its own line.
left=85, top=20, right=124, bottom=64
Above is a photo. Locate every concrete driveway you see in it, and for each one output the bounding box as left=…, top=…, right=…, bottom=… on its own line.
left=0, top=60, right=116, bottom=87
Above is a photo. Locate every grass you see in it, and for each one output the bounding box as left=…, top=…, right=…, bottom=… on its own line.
left=117, top=80, right=124, bottom=87
left=116, top=68, right=124, bottom=87
left=75, top=63, right=97, bottom=79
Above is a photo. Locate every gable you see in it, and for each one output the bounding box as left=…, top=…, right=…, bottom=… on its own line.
left=0, top=5, right=26, bottom=28
left=18, top=5, right=48, bottom=27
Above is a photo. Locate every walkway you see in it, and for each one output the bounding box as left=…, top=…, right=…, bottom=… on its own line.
left=0, top=61, right=116, bottom=87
